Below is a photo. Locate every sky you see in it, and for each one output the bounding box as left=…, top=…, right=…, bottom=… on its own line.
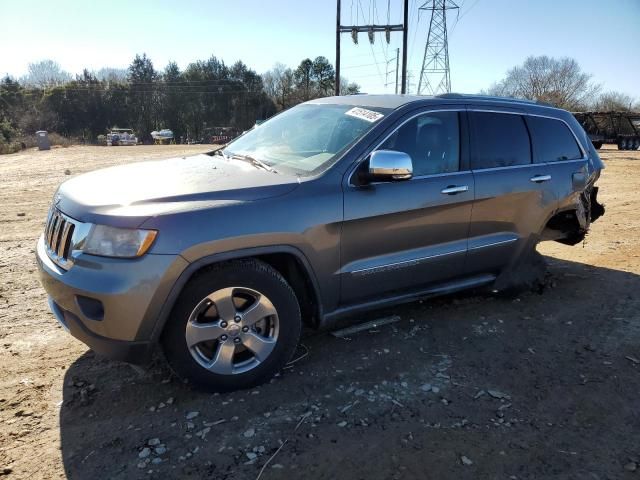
left=1, top=0, right=639, bottom=98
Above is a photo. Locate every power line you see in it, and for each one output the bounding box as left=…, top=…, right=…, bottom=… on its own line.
left=457, top=0, right=479, bottom=21
left=341, top=62, right=381, bottom=69
left=336, top=0, right=410, bottom=94
left=408, top=0, right=422, bottom=73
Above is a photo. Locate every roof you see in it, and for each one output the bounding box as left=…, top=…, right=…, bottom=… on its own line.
left=308, top=94, right=426, bottom=109
left=309, top=93, right=561, bottom=111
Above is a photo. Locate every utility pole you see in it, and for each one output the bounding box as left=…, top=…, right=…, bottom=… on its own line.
left=335, top=0, right=410, bottom=95
left=335, top=0, right=341, bottom=96
left=395, top=48, right=400, bottom=94
left=407, top=70, right=416, bottom=94
left=401, top=0, right=408, bottom=94
left=417, top=0, right=458, bottom=95
left=385, top=48, right=400, bottom=94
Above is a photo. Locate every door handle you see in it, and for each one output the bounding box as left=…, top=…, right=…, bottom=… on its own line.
left=441, top=185, right=469, bottom=195
left=530, top=175, right=551, bottom=183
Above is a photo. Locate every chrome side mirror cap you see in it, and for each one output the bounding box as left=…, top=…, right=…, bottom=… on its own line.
left=368, top=150, right=413, bottom=181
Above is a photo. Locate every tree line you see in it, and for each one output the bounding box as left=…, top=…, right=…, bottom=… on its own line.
left=1, top=54, right=636, bottom=155
left=485, top=55, right=638, bottom=112
left=0, top=54, right=359, bottom=154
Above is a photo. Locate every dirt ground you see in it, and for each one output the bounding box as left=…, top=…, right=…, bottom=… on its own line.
left=1, top=144, right=639, bottom=480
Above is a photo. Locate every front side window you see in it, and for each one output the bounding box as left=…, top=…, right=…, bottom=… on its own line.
left=469, top=112, right=531, bottom=169
left=379, top=111, right=460, bottom=176
left=526, top=116, right=583, bottom=162
left=224, top=103, right=389, bottom=175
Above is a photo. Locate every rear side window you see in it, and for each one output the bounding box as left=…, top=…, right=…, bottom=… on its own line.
left=526, top=116, right=583, bottom=162
left=469, top=112, right=531, bottom=169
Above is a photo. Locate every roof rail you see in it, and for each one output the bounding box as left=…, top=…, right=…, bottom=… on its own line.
left=436, top=93, right=556, bottom=108
left=435, top=93, right=465, bottom=99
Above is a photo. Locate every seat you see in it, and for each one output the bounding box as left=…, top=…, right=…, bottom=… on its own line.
left=414, top=123, right=455, bottom=175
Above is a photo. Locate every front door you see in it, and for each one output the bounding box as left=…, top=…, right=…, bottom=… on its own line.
left=340, top=109, right=474, bottom=304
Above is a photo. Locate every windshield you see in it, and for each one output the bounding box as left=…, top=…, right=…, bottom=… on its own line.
left=223, top=103, right=389, bottom=175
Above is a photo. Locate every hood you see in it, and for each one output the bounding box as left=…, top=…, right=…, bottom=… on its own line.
left=56, top=154, right=300, bottom=228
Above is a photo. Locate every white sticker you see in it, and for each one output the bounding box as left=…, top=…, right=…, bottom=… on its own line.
left=345, top=107, right=384, bottom=123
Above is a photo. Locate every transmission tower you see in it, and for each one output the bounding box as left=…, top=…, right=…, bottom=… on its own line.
left=417, top=0, right=458, bottom=95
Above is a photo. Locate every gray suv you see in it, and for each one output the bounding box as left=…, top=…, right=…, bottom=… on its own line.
left=36, top=94, right=605, bottom=391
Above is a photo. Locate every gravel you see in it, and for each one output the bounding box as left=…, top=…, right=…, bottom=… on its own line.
left=138, top=448, right=151, bottom=459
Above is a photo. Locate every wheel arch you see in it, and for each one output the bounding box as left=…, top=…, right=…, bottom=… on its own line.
left=149, top=245, right=323, bottom=344
left=540, top=184, right=604, bottom=246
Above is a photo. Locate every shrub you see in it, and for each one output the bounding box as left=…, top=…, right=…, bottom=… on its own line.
left=0, top=138, right=23, bottom=154
left=19, top=135, right=37, bottom=149
left=47, top=132, right=73, bottom=147
left=0, top=131, right=75, bottom=154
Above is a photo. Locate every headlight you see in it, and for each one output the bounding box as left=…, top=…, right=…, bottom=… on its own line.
left=83, top=225, right=157, bottom=258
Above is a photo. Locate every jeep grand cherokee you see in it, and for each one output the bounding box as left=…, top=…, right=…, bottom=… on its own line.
left=37, top=94, right=604, bottom=392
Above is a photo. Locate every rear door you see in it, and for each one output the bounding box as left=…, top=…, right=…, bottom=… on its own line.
left=464, top=109, right=557, bottom=276
left=340, top=108, right=474, bottom=304
left=525, top=114, right=589, bottom=214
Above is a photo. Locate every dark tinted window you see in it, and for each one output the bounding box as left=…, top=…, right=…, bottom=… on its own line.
left=469, top=112, right=531, bottom=169
left=379, top=111, right=459, bottom=176
left=527, top=116, right=582, bottom=162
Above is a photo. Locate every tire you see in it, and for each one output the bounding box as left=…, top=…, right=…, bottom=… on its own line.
left=162, top=259, right=302, bottom=392
left=618, top=139, right=626, bottom=150
left=593, top=141, right=603, bottom=150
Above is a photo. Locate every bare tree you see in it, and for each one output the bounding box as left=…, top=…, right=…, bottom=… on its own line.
left=487, top=56, right=600, bottom=110
left=95, top=67, right=128, bottom=83
left=20, top=60, right=72, bottom=88
left=263, top=63, right=295, bottom=110
left=591, top=91, right=638, bottom=111
left=340, top=77, right=361, bottom=95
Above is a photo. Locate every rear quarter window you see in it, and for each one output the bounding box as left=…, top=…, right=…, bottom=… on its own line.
left=469, top=112, right=531, bottom=169
left=526, top=116, right=583, bottom=163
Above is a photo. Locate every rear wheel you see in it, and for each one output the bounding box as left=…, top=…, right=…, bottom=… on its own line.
left=162, top=259, right=302, bottom=392
left=593, top=141, right=603, bottom=150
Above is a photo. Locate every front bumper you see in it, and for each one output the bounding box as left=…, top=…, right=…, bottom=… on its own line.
left=36, top=234, right=188, bottom=363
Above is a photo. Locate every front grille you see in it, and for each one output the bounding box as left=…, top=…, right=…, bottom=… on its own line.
left=44, top=209, right=76, bottom=268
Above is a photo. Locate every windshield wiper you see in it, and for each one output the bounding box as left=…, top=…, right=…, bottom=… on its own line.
left=229, top=153, right=278, bottom=173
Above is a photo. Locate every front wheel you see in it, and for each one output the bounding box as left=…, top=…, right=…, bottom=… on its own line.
left=162, top=260, right=302, bottom=392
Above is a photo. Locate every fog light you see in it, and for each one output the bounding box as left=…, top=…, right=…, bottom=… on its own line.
left=76, top=295, right=104, bottom=321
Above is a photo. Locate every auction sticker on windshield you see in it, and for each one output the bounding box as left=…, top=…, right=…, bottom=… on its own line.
left=345, top=107, right=384, bottom=123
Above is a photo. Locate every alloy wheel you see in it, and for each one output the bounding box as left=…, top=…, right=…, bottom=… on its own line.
left=185, top=287, right=279, bottom=374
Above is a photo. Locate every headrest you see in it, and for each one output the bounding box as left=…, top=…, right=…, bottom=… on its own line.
left=418, top=123, right=446, bottom=147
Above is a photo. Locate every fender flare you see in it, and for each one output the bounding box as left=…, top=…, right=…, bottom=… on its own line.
left=148, top=245, right=323, bottom=343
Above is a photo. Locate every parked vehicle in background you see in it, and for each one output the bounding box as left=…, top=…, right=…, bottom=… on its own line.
left=573, top=111, right=640, bottom=150
left=151, top=129, right=174, bottom=144
left=37, top=94, right=605, bottom=392
left=204, top=126, right=240, bottom=144
left=106, top=128, right=138, bottom=146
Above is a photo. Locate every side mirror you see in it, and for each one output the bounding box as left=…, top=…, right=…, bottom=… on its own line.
left=368, top=150, right=413, bottom=181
